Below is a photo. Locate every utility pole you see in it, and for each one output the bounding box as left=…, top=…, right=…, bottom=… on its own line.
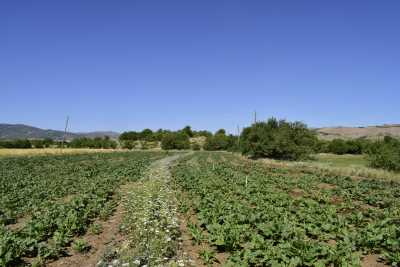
left=254, top=111, right=257, bottom=124
left=61, top=116, right=69, bottom=151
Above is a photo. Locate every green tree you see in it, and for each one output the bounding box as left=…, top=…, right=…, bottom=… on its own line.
left=327, top=139, right=349, bottom=155
left=366, top=136, right=400, bottom=171
left=161, top=132, right=190, bottom=150
left=140, top=129, right=154, bottom=141
left=204, top=130, right=232, bottom=151
left=240, top=118, right=317, bottom=160
left=119, top=131, right=139, bottom=141
left=181, top=126, right=194, bottom=137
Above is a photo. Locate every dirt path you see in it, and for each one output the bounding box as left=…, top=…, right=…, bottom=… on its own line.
left=46, top=153, right=191, bottom=267
left=110, top=152, right=195, bottom=267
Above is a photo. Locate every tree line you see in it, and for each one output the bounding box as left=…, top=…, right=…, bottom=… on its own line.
left=1, top=119, right=399, bottom=172
left=238, top=118, right=400, bottom=172
left=0, top=137, right=117, bottom=149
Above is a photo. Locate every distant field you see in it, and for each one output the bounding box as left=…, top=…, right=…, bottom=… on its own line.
left=259, top=153, right=400, bottom=182
left=315, top=153, right=368, bottom=167
left=0, top=148, right=120, bottom=157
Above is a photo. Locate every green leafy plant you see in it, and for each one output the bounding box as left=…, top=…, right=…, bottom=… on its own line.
left=187, top=222, right=204, bottom=245
left=199, top=249, right=216, bottom=266
left=72, top=239, right=91, bottom=253
left=89, top=223, right=103, bottom=235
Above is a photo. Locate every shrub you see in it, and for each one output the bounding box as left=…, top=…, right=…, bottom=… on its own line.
left=181, top=126, right=194, bottom=137
left=161, top=132, right=190, bottom=150
left=324, top=138, right=369, bottom=155
left=139, top=129, right=155, bottom=141
left=240, top=118, right=317, bottom=160
left=203, top=129, right=236, bottom=151
left=69, top=137, right=117, bottom=149
left=122, top=141, right=135, bottom=150
left=192, top=143, right=201, bottom=151
left=366, top=136, right=400, bottom=172
left=119, top=131, right=139, bottom=141
left=327, top=139, right=349, bottom=155
left=0, top=139, right=32, bottom=148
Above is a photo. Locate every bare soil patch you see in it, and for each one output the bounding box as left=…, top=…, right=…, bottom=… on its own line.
left=6, top=215, right=31, bottom=232
left=330, top=195, right=343, bottom=205
left=317, top=183, right=337, bottom=190
left=361, top=254, right=389, bottom=267
left=290, top=188, right=304, bottom=198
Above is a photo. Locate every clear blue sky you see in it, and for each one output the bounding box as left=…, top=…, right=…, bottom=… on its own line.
left=1, top=1, right=399, bottom=133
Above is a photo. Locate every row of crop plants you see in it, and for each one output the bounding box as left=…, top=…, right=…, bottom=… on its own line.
left=0, top=151, right=165, bottom=266
left=172, top=152, right=400, bottom=266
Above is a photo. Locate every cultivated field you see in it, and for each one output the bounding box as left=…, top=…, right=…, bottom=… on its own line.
left=0, top=148, right=120, bottom=157
left=1, top=151, right=399, bottom=266
left=173, top=152, right=400, bottom=266
left=0, top=151, right=167, bottom=266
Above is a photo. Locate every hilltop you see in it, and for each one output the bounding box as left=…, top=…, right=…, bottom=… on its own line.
left=0, top=124, right=119, bottom=140
left=316, top=124, right=400, bottom=140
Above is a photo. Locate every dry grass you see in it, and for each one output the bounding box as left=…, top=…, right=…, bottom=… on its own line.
left=257, top=156, right=400, bottom=182
left=0, top=148, right=121, bottom=157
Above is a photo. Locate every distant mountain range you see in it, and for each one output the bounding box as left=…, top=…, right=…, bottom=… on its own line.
left=316, top=124, right=400, bottom=140
left=0, top=124, right=120, bottom=140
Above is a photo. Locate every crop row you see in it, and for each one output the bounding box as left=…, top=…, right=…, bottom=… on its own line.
left=172, top=152, right=400, bottom=266
left=0, top=151, right=165, bottom=266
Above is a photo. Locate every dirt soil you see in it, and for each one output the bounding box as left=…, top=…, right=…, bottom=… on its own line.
left=361, top=254, right=389, bottom=267
left=290, top=188, right=304, bottom=198
left=46, top=206, right=124, bottom=267
left=317, top=183, right=337, bottom=190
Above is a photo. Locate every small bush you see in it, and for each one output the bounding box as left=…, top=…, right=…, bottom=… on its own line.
left=122, top=141, right=135, bottom=150
left=366, top=136, right=400, bottom=172
left=191, top=143, right=201, bottom=151
left=327, top=139, right=349, bottom=155
left=324, top=138, right=365, bottom=155
left=203, top=130, right=236, bottom=151
left=161, top=132, right=190, bottom=150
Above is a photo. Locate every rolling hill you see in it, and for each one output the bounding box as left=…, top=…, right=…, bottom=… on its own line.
left=316, top=124, right=400, bottom=140
left=0, top=124, right=120, bottom=140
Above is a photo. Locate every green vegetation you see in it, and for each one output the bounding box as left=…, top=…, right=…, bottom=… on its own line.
left=0, top=139, right=33, bottom=149
left=172, top=152, right=400, bottom=266
left=72, top=239, right=91, bottom=253
left=88, top=223, right=103, bottom=235
left=69, top=136, right=117, bottom=149
left=240, top=118, right=317, bottom=160
left=315, top=153, right=368, bottom=168
left=115, top=155, right=185, bottom=267
left=366, top=136, right=400, bottom=172
left=204, top=129, right=237, bottom=151
left=0, top=151, right=164, bottom=266
left=316, top=138, right=370, bottom=155
left=161, top=132, right=190, bottom=150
